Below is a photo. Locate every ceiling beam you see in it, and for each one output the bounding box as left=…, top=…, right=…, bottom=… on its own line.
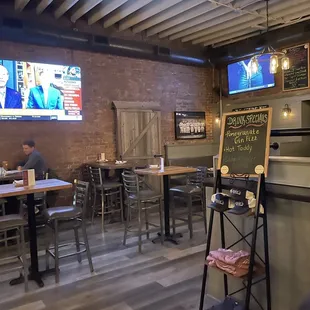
left=54, top=0, right=79, bottom=19
left=88, top=0, right=129, bottom=25
left=132, top=0, right=209, bottom=34
left=193, top=17, right=265, bottom=44
left=204, top=28, right=261, bottom=47
left=150, top=0, right=233, bottom=38
left=36, top=0, right=53, bottom=14
left=157, top=5, right=232, bottom=39
left=214, top=3, right=310, bottom=46
left=190, top=0, right=310, bottom=44
left=71, top=0, right=102, bottom=23
left=15, top=0, right=31, bottom=11
left=104, top=0, right=153, bottom=28
left=171, top=0, right=266, bottom=41
left=118, top=0, right=184, bottom=32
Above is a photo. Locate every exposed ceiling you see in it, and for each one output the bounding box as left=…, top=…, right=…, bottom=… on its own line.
left=7, top=0, right=310, bottom=49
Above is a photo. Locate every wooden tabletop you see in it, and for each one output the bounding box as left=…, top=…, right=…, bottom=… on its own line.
left=0, top=179, right=72, bottom=199
left=135, top=166, right=197, bottom=176
left=88, top=161, right=134, bottom=170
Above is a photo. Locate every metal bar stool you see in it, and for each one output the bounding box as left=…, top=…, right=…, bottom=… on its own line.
left=122, top=170, right=164, bottom=253
left=44, top=180, right=94, bottom=283
left=170, top=167, right=207, bottom=239
left=0, top=211, right=28, bottom=292
left=89, top=167, right=123, bottom=231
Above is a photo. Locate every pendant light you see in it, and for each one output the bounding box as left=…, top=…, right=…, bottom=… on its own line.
left=250, top=57, right=259, bottom=76
left=250, top=0, right=290, bottom=75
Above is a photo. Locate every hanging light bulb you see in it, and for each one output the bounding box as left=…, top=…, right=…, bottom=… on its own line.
left=250, top=57, right=259, bottom=75
left=215, top=113, right=220, bottom=124
left=270, top=55, right=279, bottom=67
left=269, top=55, right=278, bottom=74
left=281, top=56, right=290, bottom=70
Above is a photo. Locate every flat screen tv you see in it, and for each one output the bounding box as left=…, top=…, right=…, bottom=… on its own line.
left=227, top=54, right=275, bottom=95
left=0, top=59, right=82, bottom=121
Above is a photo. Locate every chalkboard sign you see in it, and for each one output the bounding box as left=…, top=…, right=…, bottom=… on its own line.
left=283, top=44, right=309, bottom=91
left=218, top=108, right=272, bottom=177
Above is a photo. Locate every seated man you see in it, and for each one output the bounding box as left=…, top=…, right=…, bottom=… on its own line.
left=18, top=140, right=47, bottom=179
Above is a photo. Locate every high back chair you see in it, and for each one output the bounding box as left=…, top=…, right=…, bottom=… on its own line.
left=169, top=166, right=207, bottom=239
left=122, top=170, right=163, bottom=253
left=89, top=166, right=123, bottom=231
left=44, top=179, right=94, bottom=283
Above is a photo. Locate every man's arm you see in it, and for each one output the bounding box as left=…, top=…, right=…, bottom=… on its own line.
left=23, top=153, right=39, bottom=170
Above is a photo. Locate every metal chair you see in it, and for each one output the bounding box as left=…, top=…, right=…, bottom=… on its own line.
left=44, top=180, right=94, bottom=283
left=89, top=166, right=123, bottom=231
left=0, top=206, right=28, bottom=292
left=122, top=170, right=164, bottom=253
left=169, top=167, right=207, bottom=239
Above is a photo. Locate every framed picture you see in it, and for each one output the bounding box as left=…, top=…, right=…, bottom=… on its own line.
left=174, top=111, right=206, bottom=140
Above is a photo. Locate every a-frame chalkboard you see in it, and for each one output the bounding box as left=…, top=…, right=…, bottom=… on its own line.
left=218, top=108, right=272, bottom=177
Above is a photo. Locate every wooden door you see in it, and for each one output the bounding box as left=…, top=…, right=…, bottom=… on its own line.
left=113, top=101, right=162, bottom=191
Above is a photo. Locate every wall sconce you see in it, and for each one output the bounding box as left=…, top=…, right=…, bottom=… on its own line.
left=215, top=113, right=220, bottom=124
left=282, top=104, right=291, bottom=118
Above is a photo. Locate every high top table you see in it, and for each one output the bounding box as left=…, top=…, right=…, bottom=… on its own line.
left=0, top=179, right=72, bottom=287
left=135, top=166, right=197, bottom=244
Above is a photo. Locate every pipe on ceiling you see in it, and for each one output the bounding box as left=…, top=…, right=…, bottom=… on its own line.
left=0, top=17, right=208, bottom=68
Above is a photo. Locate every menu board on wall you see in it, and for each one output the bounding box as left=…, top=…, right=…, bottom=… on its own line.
left=283, top=44, right=309, bottom=91
left=218, top=108, right=272, bottom=177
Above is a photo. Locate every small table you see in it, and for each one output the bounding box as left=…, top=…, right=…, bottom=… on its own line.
left=0, top=179, right=72, bottom=287
left=135, top=166, right=197, bottom=244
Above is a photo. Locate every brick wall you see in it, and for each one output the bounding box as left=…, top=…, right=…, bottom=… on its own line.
left=0, top=41, right=217, bottom=184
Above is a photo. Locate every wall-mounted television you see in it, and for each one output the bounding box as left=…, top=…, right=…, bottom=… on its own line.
left=0, top=59, right=82, bottom=121
left=227, top=54, right=275, bottom=95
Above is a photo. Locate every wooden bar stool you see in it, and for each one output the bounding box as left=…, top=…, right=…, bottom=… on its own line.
left=89, top=167, right=123, bottom=231
left=169, top=167, right=207, bottom=239
left=44, top=180, right=94, bottom=283
left=122, top=170, right=164, bottom=253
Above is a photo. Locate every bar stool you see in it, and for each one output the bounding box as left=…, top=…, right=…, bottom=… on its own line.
left=122, top=170, right=164, bottom=253
left=89, top=167, right=123, bottom=231
left=44, top=180, right=94, bottom=283
left=0, top=213, right=28, bottom=291
left=170, top=167, right=207, bottom=239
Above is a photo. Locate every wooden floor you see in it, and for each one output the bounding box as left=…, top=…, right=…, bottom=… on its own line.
left=0, top=214, right=217, bottom=310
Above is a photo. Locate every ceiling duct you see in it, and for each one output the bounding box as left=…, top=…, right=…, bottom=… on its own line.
left=0, top=17, right=207, bottom=67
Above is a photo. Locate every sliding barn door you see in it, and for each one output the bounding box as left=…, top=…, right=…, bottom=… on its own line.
left=113, top=101, right=162, bottom=191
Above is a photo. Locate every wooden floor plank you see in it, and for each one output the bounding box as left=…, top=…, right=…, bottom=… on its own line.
left=9, top=301, right=46, bottom=310
left=0, top=216, right=212, bottom=310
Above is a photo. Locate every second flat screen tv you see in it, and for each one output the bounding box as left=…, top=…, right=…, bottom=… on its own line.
left=0, top=59, right=82, bottom=121
left=228, top=54, right=275, bottom=95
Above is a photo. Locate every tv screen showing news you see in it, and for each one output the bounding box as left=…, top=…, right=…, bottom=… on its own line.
left=0, top=59, right=82, bottom=121
left=227, top=54, right=275, bottom=95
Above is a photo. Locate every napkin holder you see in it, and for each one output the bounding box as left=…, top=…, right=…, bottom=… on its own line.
left=22, top=169, right=36, bottom=187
